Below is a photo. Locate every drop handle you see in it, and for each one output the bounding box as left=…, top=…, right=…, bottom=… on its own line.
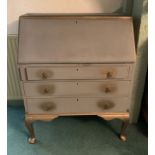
left=102, top=102, right=114, bottom=110
left=97, top=100, right=115, bottom=110
left=38, top=70, right=53, bottom=80
left=106, top=72, right=112, bottom=78
left=105, top=87, right=111, bottom=93
left=38, top=85, right=55, bottom=95
left=41, top=72, right=48, bottom=79
left=39, top=102, right=56, bottom=111
left=43, top=88, right=49, bottom=94
left=100, top=84, right=116, bottom=94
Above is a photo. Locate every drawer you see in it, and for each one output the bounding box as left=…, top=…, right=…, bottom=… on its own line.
left=23, top=81, right=130, bottom=97
left=25, top=98, right=130, bottom=114
left=25, top=64, right=131, bottom=80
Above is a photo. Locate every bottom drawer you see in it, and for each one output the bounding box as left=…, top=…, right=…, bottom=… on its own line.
left=25, top=98, right=130, bottom=114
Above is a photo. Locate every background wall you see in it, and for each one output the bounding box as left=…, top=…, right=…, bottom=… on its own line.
left=7, top=0, right=148, bottom=123
left=7, top=0, right=133, bottom=101
left=7, top=0, right=132, bottom=34
left=130, top=0, right=148, bottom=122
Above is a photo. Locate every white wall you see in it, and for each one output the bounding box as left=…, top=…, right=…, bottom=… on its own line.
left=8, top=0, right=127, bottom=34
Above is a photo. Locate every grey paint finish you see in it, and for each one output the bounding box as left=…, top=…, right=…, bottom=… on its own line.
left=18, top=16, right=136, bottom=63
left=23, top=81, right=130, bottom=98
left=25, top=64, right=131, bottom=80
left=18, top=16, right=135, bottom=123
left=26, top=97, right=130, bottom=114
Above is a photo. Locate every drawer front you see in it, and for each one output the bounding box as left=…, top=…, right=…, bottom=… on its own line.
left=26, top=98, right=130, bottom=114
left=25, top=64, right=131, bottom=80
left=23, top=81, right=130, bottom=97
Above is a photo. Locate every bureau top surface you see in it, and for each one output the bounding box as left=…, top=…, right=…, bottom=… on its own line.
left=18, top=15, right=136, bottom=64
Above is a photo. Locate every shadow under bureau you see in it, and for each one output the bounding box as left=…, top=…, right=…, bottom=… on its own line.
left=17, top=14, right=136, bottom=144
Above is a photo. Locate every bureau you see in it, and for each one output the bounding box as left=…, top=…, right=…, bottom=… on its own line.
left=18, top=14, right=136, bottom=144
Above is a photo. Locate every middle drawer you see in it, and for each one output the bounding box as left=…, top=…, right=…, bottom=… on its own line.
left=23, top=81, right=130, bottom=98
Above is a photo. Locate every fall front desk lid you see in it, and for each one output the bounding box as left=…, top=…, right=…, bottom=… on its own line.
left=18, top=15, right=136, bottom=64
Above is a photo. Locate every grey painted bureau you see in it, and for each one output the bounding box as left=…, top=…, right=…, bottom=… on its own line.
left=17, top=14, right=136, bottom=144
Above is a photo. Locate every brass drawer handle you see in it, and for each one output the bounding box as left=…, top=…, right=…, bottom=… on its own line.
left=97, top=100, right=115, bottom=110
left=106, top=72, right=112, bottom=78
left=41, top=72, right=48, bottom=79
left=39, top=102, right=56, bottom=111
left=38, top=85, right=55, bottom=95
left=100, top=84, right=116, bottom=94
left=37, top=70, right=53, bottom=80
left=43, top=88, right=50, bottom=94
left=105, top=87, right=111, bottom=93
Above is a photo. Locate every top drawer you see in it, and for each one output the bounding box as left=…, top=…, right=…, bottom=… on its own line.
left=21, top=64, right=132, bottom=80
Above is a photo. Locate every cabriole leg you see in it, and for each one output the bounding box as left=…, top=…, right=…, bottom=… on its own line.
left=25, top=118, right=36, bottom=144
left=120, top=119, right=129, bottom=141
left=97, top=113, right=130, bottom=141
